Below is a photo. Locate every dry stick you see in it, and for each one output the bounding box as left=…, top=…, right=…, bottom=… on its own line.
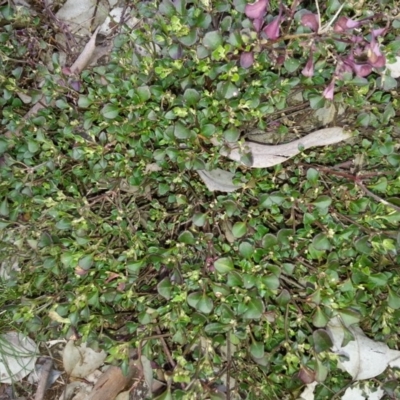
left=226, top=336, right=231, bottom=400
left=155, top=326, right=175, bottom=369
left=34, top=358, right=53, bottom=400
left=316, top=166, right=400, bottom=214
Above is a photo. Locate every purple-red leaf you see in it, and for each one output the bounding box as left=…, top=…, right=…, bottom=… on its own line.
left=245, top=0, right=269, bottom=20
left=301, top=13, right=319, bottom=32
left=334, top=16, right=362, bottom=33
left=263, top=16, right=281, bottom=39
left=253, top=17, right=264, bottom=32
left=322, top=79, right=335, bottom=100
left=240, top=51, right=255, bottom=68
left=302, top=53, right=314, bottom=77
left=70, top=80, right=81, bottom=91
left=352, top=63, right=372, bottom=77
left=368, top=39, right=386, bottom=68
left=298, top=366, right=316, bottom=384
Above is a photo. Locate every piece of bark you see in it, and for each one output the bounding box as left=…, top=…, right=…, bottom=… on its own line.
left=34, top=358, right=53, bottom=400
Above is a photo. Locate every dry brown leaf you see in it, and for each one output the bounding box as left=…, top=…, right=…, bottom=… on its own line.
left=87, top=361, right=141, bottom=400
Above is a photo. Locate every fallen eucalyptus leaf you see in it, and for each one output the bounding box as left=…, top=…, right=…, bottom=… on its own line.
left=70, top=26, right=101, bottom=74
left=327, top=316, right=400, bottom=380
left=56, top=0, right=109, bottom=36
left=221, top=127, right=350, bottom=168
left=99, top=7, right=139, bottom=36
left=299, top=381, right=318, bottom=400
left=62, top=340, right=106, bottom=379
left=0, top=331, right=38, bottom=383
left=197, top=169, right=242, bottom=192
left=387, top=56, right=400, bottom=78
left=341, top=383, right=384, bottom=400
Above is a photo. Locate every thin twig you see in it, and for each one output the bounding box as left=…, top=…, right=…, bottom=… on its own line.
left=356, top=180, right=400, bottom=214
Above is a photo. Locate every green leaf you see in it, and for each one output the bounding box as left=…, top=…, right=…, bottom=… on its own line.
left=187, top=292, right=213, bottom=314
left=309, top=94, right=325, bottom=109
left=284, top=58, right=300, bottom=73
left=223, top=128, right=240, bottom=142
left=191, top=312, right=208, bottom=325
left=78, top=255, right=93, bottom=270
left=174, top=121, right=191, bottom=139
left=179, top=28, right=198, bottom=46
left=232, top=222, right=247, bottom=238
left=259, top=192, right=285, bottom=207
left=337, top=309, right=361, bottom=326
left=136, top=86, right=151, bottom=102
left=159, top=0, right=175, bottom=15
left=196, top=45, right=209, bottom=59
left=276, top=289, right=291, bottom=306
left=369, top=177, right=388, bottom=192
left=262, top=233, right=278, bottom=249
left=157, top=277, right=172, bottom=300
left=379, top=144, right=394, bottom=156
left=307, top=168, right=319, bottom=183
left=313, top=195, right=332, bottom=209
left=239, top=241, right=254, bottom=258
left=223, top=200, right=238, bottom=216
left=203, top=31, right=223, bottom=50
left=277, top=229, right=293, bottom=246
left=78, top=96, right=91, bottom=107
left=127, top=261, right=144, bottom=275
left=315, top=358, right=329, bottom=382
left=357, top=112, right=371, bottom=127
left=183, top=88, right=200, bottom=105
left=242, top=297, right=264, bottom=319
left=204, top=323, right=231, bottom=334
left=216, top=81, right=239, bottom=99
left=220, top=15, right=232, bottom=31
left=32, top=116, right=46, bottom=126
left=27, top=140, right=39, bottom=153
left=228, top=31, right=243, bottom=47
left=263, top=275, right=280, bottom=290
left=153, top=388, right=172, bottom=400
left=56, top=99, right=69, bottom=109
left=379, top=75, right=397, bottom=91
left=178, top=230, right=195, bottom=244
left=368, top=272, right=389, bottom=287
left=313, top=329, right=333, bottom=353
left=0, top=139, right=8, bottom=154
left=0, top=198, right=9, bottom=217
left=312, top=233, right=332, bottom=251
left=388, top=288, right=400, bottom=309
left=250, top=341, right=265, bottom=358
left=313, top=307, right=328, bottom=328
left=192, top=213, right=206, bottom=227
left=101, top=103, right=120, bottom=119
left=354, top=236, right=372, bottom=255
left=227, top=271, right=243, bottom=287
left=55, top=219, right=71, bottom=230
left=214, top=257, right=234, bottom=274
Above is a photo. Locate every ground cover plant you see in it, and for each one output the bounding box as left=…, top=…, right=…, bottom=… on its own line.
left=0, top=0, right=400, bottom=398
